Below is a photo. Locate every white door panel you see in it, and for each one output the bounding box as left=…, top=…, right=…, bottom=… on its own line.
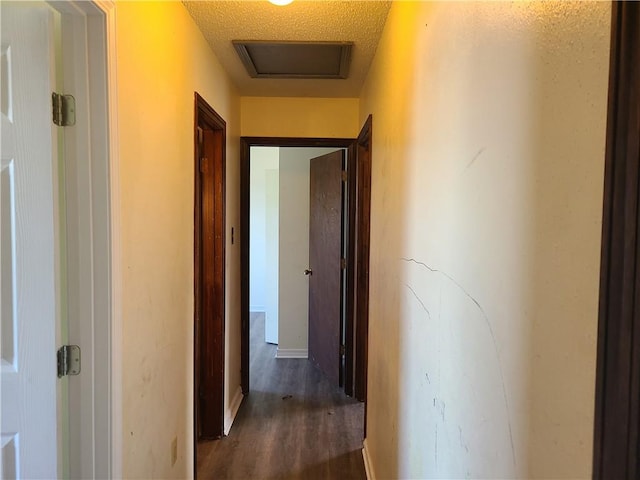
left=1, top=2, right=58, bottom=478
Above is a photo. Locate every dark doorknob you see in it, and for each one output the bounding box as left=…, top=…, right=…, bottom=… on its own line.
left=304, top=269, right=313, bottom=276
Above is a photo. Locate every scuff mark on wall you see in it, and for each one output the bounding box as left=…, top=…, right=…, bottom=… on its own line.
left=435, top=423, right=439, bottom=470
left=459, top=426, right=469, bottom=453
left=400, top=256, right=517, bottom=468
left=435, top=398, right=446, bottom=422
left=465, top=146, right=486, bottom=170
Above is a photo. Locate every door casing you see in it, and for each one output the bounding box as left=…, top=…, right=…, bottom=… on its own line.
left=352, top=116, right=372, bottom=419
left=193, top=93, right=226, bottom=442
left=48, top=1, right=119, bottom=477
left=592, top=3, right=640, bottom=478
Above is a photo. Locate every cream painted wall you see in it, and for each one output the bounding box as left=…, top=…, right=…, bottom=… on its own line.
left=265, top=168, right=279, bottom=345
left=115, top=2, right=241, bottom=478
left=359, top=2, right=610, bottom=478
left=241, top=97, right=359, bottom=138
left=249, top=147, right=279, bottom=313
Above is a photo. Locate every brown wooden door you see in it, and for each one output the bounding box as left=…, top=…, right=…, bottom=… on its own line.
left=198, top=129, right=225, bottom=439
left=593, top=3, right=640, bottom=478
left=308, top=150, right=344, bottom=386
left=194, top=93, right=226, bottom=441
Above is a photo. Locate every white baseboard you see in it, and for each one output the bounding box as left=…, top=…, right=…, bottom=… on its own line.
left=249, top=306, right=265, bottom=312
left=275, top=348, right=308, bottom=359
left=224, top=386, right=244, bottom=435
left=362, top=439, right=376, bottom=480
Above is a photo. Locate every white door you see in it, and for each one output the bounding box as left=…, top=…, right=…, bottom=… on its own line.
left=1, top=2, right=59, bottom=478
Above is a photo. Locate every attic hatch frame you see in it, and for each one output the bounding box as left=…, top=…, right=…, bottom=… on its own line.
left=232, top=40, right=353, bottom=79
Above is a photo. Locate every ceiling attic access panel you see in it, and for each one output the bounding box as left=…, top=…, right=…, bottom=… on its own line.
left=232, top=41, right=353, bottom=79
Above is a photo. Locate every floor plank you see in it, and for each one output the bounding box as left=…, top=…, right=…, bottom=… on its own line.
left=197, top=312, right=366, bottom=479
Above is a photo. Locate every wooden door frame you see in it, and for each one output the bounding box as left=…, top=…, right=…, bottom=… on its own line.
left=193, top=93, right=226, bottom=445
left=592, top=3, right=640, bottom=478
left=240, top=137, right=355, bottom=395
left=352, top=116, right=372, bottom=417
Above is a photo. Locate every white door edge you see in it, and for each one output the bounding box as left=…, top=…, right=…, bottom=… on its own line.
left=47, top=1, right=122, bottom=478
left=96, top=2, right=123, bottom=478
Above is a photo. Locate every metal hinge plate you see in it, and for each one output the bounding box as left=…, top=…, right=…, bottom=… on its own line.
left=341, top=170, right=347, bottom=182
left=341, top=257, right=347, bottom=270
left=340, top=344, right=346, bottom=356
left=52, top=92, right=76, bottom=127
left=57, top=345, right=81, bottom=378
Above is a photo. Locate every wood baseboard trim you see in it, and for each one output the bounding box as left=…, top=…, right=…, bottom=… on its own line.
left=224, top=386, right=244, bottom=435
left=362, top=439, right=375, bottom=480
left=275, top=348, right=308, bottom=359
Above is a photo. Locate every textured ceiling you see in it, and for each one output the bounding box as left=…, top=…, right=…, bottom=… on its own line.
left=183, top=1, right=391, bottom=97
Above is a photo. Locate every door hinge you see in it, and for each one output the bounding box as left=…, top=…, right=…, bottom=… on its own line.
left=52, top=92, right=76, bottom=127
left=200, top=157, right=207, bottom=173
left=341, top=257, right=347, bottom=270
left=341, top=170, right=348, bottom=182
left=340, top=344, right=346, bottom=356
left=57, top=345, right=81, bottom=378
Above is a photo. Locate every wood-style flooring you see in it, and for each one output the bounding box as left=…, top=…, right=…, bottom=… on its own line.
left=197, top=312, right=366, bottom=479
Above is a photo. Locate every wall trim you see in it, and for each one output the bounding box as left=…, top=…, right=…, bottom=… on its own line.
left=275, top=348, right=308, bottom=359
left=94, top=2, right=122, bottom=477
left=362, top=439, right=375, bottom=480
left=249, top=305, right=265, bottom=312
left=223, top=386, right=244, bottom=435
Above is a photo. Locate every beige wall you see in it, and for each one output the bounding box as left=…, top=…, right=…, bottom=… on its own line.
left=241, top=97, right=359, bottom=138
left=115, top=2, right=241, bottom=477
left=359, top=2, right=610, bottom=478
left=249, top=147, right=279, bottom=341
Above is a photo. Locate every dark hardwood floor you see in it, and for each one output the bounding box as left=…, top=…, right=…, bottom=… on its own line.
left=197, top=312, right=366, bottom=480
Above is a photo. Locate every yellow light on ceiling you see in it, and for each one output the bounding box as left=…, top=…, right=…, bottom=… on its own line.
left=269, top=0, right=293, bottom=5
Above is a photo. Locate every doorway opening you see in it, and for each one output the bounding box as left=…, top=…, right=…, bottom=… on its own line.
left=241, top=138, right=350, bottom=396
left=248, top=146, right=345, bottom=365
left=239, top=120, right=373, bottom=428
left=193, top=93, right=226, bottom=443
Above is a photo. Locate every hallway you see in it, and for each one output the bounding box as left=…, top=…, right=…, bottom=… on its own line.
left=196, top=313, right=365, bottom=479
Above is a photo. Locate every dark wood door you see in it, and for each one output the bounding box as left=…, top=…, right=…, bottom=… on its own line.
left=593, top=3, right=640, bottom=478
left=308, top=150, right=344, bottom=386
left=194, top=93, right=226, bottom=441
left=198, top=129, right=225, bottom=439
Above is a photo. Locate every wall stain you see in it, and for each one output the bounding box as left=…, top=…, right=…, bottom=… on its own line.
left=438, top=399, right=446, bottom=422
left=425, top=372, right=431, bottom=384
left=459, top=426, right=470, bottom=453
left=400, top=256, right=517, bottom=468
left=465, top=146, right=486, bottom=170
left=435, top=423, right=439, bottom=470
